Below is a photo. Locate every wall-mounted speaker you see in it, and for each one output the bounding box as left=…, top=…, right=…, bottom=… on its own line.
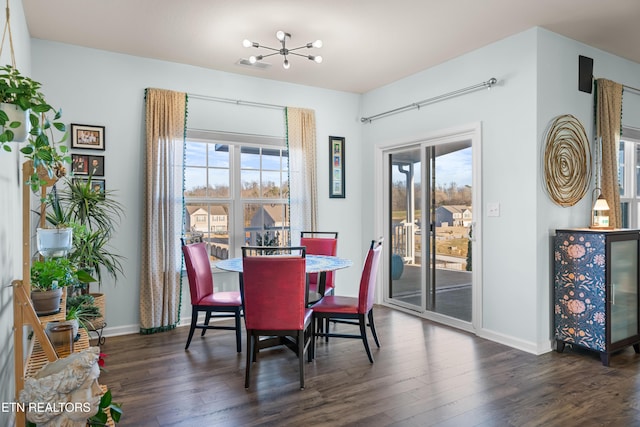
left=579, top=55, right=593, bottom=93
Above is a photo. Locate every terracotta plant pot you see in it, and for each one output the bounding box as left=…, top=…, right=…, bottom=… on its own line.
left=31, top=287, right=63, bottom=316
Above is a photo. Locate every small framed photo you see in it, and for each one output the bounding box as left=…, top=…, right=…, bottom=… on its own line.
left=71, top=124, right=105, bottom=150
left=329, top=136, right=345, bottom=198
left=74, top=178, right=105, bottom=194
left=88, top=155, right=104, bottom=177
left=90, top=179, right=105, bottom=193
left=71, top=154, right=89, bottom=175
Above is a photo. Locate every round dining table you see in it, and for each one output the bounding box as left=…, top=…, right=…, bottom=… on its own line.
left=215, top=254, right=353, bottom=305
left=216, top=254, right=353, bottom=354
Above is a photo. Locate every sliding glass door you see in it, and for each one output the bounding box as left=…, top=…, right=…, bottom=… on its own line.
left=386, top=139, right=474, bottom=324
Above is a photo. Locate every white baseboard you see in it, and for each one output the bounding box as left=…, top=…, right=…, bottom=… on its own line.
left=477, top=327, right=553, bottom=355
left=98, top=314, right=221, bottom=339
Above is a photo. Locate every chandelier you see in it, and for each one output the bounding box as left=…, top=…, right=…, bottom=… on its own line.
left=242, top=30, right=322, bottom=69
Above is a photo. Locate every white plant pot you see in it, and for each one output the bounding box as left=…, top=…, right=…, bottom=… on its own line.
left=36, top=227, right=73, bottom=258
left=0, top=102, right=30, bottom=142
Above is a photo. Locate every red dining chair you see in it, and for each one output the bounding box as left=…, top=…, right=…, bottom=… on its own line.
left=300, top=231, right=338, bottom=297
left=241, top=246, right=312, bottom=389
left=182, top=241, right=243, bottom=352
left=311, top=238, right=383, bottom=363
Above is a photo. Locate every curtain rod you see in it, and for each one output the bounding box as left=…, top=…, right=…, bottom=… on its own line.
left=360, top=78, right=498, bottom=123
left=187, top=93, right=286, bottom=111
left=624, top=84, right=640, bottom=96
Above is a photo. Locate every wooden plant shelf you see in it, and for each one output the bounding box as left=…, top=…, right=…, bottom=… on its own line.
left=13, top=161, right=114, bottom=426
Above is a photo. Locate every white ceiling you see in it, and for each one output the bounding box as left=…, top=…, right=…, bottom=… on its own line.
left=22, top=0, right=640, bottom=94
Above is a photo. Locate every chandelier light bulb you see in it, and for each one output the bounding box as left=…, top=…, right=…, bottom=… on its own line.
left=314, top=55, right=323, bottom=63
left=283, top=58, right=290, bottom=69
left=276, top=30, right=286, bottom=41
left=249, top=55, right=257, bottom=64
left=312, top=40, right=323, bottom=48
left=242, top=39, right=252, bottom=48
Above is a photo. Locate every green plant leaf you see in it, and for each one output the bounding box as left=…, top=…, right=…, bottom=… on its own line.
left=110, top=404, right=123, bottom=422
left=2, top=144, right=11, bottom=152
left=28, top=112, right=39, bottom=127
left=77, top=269, right=97, bottom=283
left=31, top=103, right=51, bottom=113
left=100, top=389, right=112, bottom=407
left=20, top=145, right=34, bottom=154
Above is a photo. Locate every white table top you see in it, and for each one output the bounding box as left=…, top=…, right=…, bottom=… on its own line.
left=215, top=254, right=352, bottom=273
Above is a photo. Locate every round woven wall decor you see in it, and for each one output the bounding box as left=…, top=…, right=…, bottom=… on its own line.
left=543, top=114, right=591, bottom=207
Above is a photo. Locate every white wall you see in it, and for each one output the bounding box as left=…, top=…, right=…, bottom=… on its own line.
left=361, top=27, right=640, bottom=354
left=31, top=39, right=363, bottom=333
left=535, top=29, right=640, bottom=351
left=0, top=1, right=32, bottom=423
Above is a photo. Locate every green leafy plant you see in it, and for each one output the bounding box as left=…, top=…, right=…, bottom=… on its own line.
left=66, top=294, right=101, bottom=329
left=69, top=224, right=124, bottom=288
left=30, top=258, right=81, bottom=291
left=0, top=65, right=70, bottom=191
left=59, top=177, right=124, bottom=233
left=45, top=178, right=125, bottom=290
left=88, top=388, right=123, bottom=425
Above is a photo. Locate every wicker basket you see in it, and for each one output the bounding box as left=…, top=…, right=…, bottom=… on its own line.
left=87, top=292, right=106, bottom=330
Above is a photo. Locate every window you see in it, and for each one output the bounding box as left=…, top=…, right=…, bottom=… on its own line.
left=618, top=128, right=640, bottom=228
left=184, top=137, right=289, bottom=261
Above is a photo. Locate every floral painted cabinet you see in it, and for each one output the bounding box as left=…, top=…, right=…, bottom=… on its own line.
left=554, top=229, right=640, bottom=366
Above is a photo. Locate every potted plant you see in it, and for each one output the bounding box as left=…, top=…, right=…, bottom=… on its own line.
left=47, top=295, right=101, bottom=341
left=30, top=257, right=78, bottom=315
left=46, top=180, right=125, bottom=287
left=0, top=64, right=42, bottom=142
left=44, top=178, right=125, bottom=328
left=66, top=294, right=101, bottom=331
left=36, top=225, right=73, bottom=259
left=0, top=65, right=70, bottom=191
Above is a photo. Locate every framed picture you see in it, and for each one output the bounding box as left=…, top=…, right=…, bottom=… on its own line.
left=71, top=154, right=89, bottom=175
left=72, top=154, right=104, bottom=176
left=329, top=136, right=345, bottom=198
left=71, top=124, right=105, bottom=150
left=88, top=155, right=105, bottom=177
left=73, top=178, right=105, bottom=194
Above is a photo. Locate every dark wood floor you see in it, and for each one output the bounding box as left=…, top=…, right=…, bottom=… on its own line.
left=99, top=306, right=640, bottom=426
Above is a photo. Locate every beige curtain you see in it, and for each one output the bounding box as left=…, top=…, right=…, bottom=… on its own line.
left=596, top=79, right=623, bottom=228
left=286, top=107, right=318, bottom=243
left=140, top=88, right=187, bottom=334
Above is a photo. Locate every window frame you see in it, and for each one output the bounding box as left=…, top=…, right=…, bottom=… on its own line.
left=619, top=127, right=640, bottom=228
left=183, top=130, right=289, bottom=259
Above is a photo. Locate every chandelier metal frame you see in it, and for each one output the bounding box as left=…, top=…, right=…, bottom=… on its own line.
left=243, top=30, right=322, bottom=69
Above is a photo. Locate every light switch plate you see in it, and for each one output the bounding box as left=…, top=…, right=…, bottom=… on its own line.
left=487, top=202, right=500, bottom=217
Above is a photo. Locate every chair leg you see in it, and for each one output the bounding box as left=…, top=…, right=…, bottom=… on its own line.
left=325, top=316, right=330, bottom=342
left=359, top=314, right=374, bottom=363
left=234, top=308, right=242, bottom=353
left=309, top=317, right=316, bottom=361
left=368, top=309, right=380, bottom=348
left=185, top=307, right=198, bottom=350
left=298, top=329, right=305, bottom=390
left=201, top=311, right=212, bottom=336
left=245, top=332, right=253, bottom=389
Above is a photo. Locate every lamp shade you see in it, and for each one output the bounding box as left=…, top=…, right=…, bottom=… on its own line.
left=593, top=195, right=610, bottom=211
